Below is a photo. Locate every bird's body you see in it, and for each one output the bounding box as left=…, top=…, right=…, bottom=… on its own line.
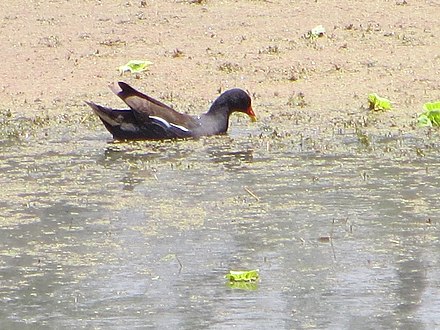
left=86, top=82, right=256, bottom=140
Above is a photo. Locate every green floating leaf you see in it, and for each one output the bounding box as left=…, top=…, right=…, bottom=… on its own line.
left=368, top=93, right=392, bottom=111
left=118, top=60, right=153, bottom=75
left=225, top=269, right=259, bottom=282
left=418, top=101, right=440, bottom=127
left=226, top=281, right=258, bottom=291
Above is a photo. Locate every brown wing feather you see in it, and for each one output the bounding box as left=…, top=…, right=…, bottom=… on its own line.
left=109, top=82, right=199, bottom=129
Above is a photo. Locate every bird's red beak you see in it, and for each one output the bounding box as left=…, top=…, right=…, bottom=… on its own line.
left=247, top=106, right=257, bottom=122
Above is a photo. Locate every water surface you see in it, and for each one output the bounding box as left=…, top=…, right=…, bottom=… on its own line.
left=0, top=123, right=439, bottom=329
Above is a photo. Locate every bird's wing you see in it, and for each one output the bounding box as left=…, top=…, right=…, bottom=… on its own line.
left=109, top=82, right=198, bottom=130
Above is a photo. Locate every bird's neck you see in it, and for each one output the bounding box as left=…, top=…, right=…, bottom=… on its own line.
left=200, top=107, right=230, bottom=134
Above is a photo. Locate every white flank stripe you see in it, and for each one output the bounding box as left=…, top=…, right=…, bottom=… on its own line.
left=150, top=116, right=189, bottom=132
left=170, top=123, right=189, bottom=132
left=149, top=116, right=171, bottom=128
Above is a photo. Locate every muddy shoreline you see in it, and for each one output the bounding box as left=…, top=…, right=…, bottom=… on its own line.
left=1, top=0, right=439, bottom=140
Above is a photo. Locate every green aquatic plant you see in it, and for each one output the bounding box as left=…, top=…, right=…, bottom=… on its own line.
left=368, top=93, right=392, bottom=111
left=118, top=60, right=153, bottom=75
left=0, top=109, right=50, bottom=139
left=225, top=269, right=259, bottom=282
left=417, top=101, right=440, bottom=127
left=226, top=281, right=258, bottom=291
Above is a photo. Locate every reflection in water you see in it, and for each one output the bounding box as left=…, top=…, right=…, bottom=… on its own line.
left=207, top=145, right=254, bottom=170
left=394, top=254, right=427, bottom=328
left=0, top=129, right=439, bottom=329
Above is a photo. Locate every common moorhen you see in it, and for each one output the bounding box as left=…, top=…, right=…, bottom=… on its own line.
left=86, top=82, right=257, bottom=140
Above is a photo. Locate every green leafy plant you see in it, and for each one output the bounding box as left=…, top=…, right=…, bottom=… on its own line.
left=225, top=269, right=259, bottom=282
left=118, top=60, right=153, bottom=75
left=418, top=101, right=440, bottom=127
left=368, top=93, right=392, bottom=111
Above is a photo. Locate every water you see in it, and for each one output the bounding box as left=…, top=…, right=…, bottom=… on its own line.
left=0, top=123, right=439, bottom=329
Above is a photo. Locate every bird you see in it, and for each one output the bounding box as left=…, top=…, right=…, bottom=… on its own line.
left=86, top=82, right=256, bottom=140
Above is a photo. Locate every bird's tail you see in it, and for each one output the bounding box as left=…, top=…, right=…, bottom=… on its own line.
left=85, top=101, right=124, bottom=126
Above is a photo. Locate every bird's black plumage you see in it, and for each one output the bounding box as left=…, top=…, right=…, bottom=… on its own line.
left=87, top=82, right=256, bottom=140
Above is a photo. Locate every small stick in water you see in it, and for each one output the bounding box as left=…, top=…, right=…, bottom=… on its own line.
left=244, top=186, right=260, bottom=201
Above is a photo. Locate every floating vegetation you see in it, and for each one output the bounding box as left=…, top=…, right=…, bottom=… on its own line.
left=226, top=281, right=258, bottom=291
left=356, top=129, right=371, bottom=148
left=0, top=109, right=97, bottom=141
left=0, top=109, right=49, bottom=139
left=225, top=269, right=259, bottom=282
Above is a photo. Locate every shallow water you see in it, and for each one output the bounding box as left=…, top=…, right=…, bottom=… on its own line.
left=1, top=123, right=439, bottom=329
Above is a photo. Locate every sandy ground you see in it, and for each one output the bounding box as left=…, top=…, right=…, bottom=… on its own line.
left=1, top=0, right=439, bottom=135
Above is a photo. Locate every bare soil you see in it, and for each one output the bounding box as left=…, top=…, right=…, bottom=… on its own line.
left=1, top=0, right=439, bottom=136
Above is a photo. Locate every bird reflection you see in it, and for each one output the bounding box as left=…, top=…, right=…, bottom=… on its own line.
left=206, top=145, right=254, bottom=170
